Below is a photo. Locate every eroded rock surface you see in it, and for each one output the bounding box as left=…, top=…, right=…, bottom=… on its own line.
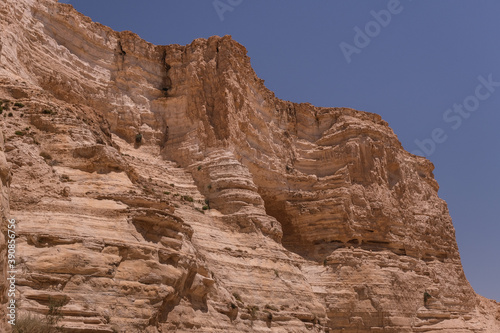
left=0, top=0, right=499, bottom=332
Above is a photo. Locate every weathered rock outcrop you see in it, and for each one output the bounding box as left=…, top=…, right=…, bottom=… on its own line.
left=0, top=108, right=12, bottom=333
left=0, top=0, right=499, bottom=332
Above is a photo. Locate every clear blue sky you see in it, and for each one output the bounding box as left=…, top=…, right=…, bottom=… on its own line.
left=65, top=0, right=500, bottom=301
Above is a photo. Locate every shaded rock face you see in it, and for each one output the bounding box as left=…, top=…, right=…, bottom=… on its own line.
left=0, top=110, right=12, bottom=333
left=0, top=0, right=499, bottom=332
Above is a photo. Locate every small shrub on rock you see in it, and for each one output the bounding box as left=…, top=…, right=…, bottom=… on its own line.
left=40, top=151, right=52, bottom=160
left=135, top=133, right=143, bottom=143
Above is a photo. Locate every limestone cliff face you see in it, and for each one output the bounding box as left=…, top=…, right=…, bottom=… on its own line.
left=0, top=0, right=499, bottom=332
left=0, top=110, right=12, bottom=333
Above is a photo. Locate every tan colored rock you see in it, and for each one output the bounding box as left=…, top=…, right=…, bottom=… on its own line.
left=0, top=113, right=12, bottom=332
left=0, top=0, right=498, bottom=332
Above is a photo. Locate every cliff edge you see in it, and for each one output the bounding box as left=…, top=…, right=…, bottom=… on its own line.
left=0, top=0, right=499, bottom=332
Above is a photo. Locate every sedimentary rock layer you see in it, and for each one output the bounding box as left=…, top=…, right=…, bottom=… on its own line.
left=0, top=0, right=498, bottom=332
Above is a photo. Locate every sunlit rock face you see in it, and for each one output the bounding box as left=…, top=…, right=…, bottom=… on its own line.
left=0, top=0, right=499, bottom=332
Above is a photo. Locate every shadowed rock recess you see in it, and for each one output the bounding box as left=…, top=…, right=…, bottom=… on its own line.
left=0, top=0, right=499, bottom=332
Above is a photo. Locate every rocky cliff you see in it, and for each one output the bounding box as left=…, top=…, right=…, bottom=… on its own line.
left=0, top=0, right=499, bottom=332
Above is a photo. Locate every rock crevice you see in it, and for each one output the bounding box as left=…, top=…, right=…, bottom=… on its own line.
left=0, top=0, right=498, bottom=332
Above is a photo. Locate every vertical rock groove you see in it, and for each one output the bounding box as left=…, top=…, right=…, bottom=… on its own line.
left=0, top=0, right=498, bottom=332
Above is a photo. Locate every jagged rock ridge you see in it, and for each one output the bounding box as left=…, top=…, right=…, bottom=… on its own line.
left=0, top=0, right=499, bottom=332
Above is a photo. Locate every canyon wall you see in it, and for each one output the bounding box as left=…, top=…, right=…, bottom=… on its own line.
left=0, top=0, right=499, bottom=332
left=0, top=109, right=12, bottom=333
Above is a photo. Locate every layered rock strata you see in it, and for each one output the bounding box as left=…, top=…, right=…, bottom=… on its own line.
left=0, top=0, right=499, bottom=332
